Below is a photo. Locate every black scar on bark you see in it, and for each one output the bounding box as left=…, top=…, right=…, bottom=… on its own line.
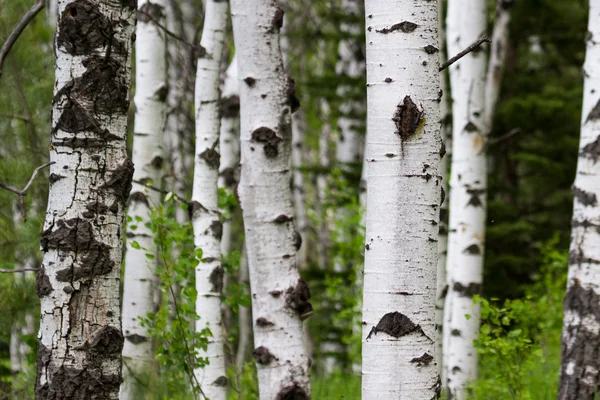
left=393, top=96, right=423, bottom=152
left=57, top=0, right=122, bottom=55
left=256, top=317, right=275, bottom=327
left=243, top=77, right=256, bottom=87
left=453, top=282, right=482, bottom=297
left=572, top=219, right=600, bottom=234
left=34, top=342, right=51, bottom=395
left=138, top=2, right=165, bottom=23
left=188, top=200, right=208, bottom=219
left=366, top=312, right=427, bottom=340
left=287, top=76, right=301, bottom=113
left=424, top=45, right=439, bottom=54
left=253, top=346, right=276, bottom=365
left=271, top=7, right=284, bottom=31
left=87, top=325, right=124, bottom=355
left=569, top=248, right=600, bottom=266
left=440, top=284, right=449, bottom=300
left=441, top=187, right=446, bottom=206
left=451, top=329, right=461, bottom=336
left=220, top=167, right=237, bottom=187
left=251, top=127, right=282, bottom=158
left=154, top=85, right=168, bottom=102
left=463, top=244, right=481, bottom=255
left=581, top=136, right=600, bottom=163
left=41, top=218, right=113, bottom=282
left=466, top=188, right=486, bottom=207
left=274, top=214, right=293, bottom=223
left=35, top=365, right=122, bottom=399
left=36, top=267, right=53, bottom=297
left=213, top=376, right=228, bottom=387
left=49, top=173, right=66, bottom=184
left=285, top=278, right=313, bottom=320
left=125, top=334, right=148, bottom=344
left=573, top=186, right=598, bottom=207
left=439, top=141, right=446, bottom=157
left=84, top=202, right=109, bottom=219
left=101, top=159, right=134, bottom=202
left=151, top=155, right=164, bottom=169
left=410, top=352, right=434, bottom=367
left=464, top=122, right=478, bottom=132
left=209, top=266, right=224, bottom=293
left=585, top=98, right=600, bottom=123
left=220, top=95, right=240, bottom=118
left=430, top=375, right=442, bottom=400
left=210, top=220, right=223, bottom=239
left=276, top=384, right=309, bottom=400
left=200, top=147, right=221, bottom=169
left=564, top=281, right=600, bottom=321
left=376, top=21, right=418, bottom=34
left=452, top=366, right=462, bottom=373
left=130, top=191, right=149, bottom=207
left=269, top=290, right=282, bottom=297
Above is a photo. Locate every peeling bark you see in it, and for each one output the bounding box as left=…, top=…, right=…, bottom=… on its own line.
left=559, top=2, right=600, bottom=398
left=36, top=1, right=136, bottom=398
left=231, top=0, right=312, bottom=397
left=362, top=0, right=442, bottom=398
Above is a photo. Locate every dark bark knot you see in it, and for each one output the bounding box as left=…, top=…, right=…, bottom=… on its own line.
left=466, top=188, right=486, bottom=207
left=573, top=186, right=598, bottom=207
left=462, top=244, right=482, bottom=255
left=410, top=352, right=434, bottom=367
left=40, top=218, right=114, bottom=282
left=253, top=346, right=276, bottom=365
left=292, top=230, right=303, bottom=251
left=256, top=317, right=275, bottom=327
left=35, top=364, right=122, bottom=399
left=276, top=384, right=309, bottom=400
left=424, top=45, right=439, bottom=54
left=376, top=21, right=418, bottom=34
left=220, top=95, right=240, bottom=118
left=101, top=159, right=134, bottom=202
left=393, top=96, right=424, bottom=150
left=581, top=136, right=600, bottom=163
left=366, top=311, right=429, bottom=341
left=36, top=267, right=53, bottom=297
left=287, top=76, right=300, bottom=113
left=77, top=325, right=124, bottom=355
left=209, top=266, right=224, bottom=293
left=453, top=282, right=482, bottom=297
left=271, top=7, right=284, bottom=31
left=251, top=127, right=282, bottom=158
left=138, top=2, right=165, bottom=23
left=285, top=278, right=313, bottom=320
left=57, top=0, right=124, bottom=55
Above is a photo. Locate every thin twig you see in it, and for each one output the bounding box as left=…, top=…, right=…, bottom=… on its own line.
left=0, top=0, right=45, bottom=78
left=0, top=112, right=30, bottom=121
left=481, top=128, right=521, bottom=153
left=439, top=35, right=490, bottom=72
left=132, top=179, right=192, bottom=206
left=138, top=8, right=205, bottom=56
left=0, top=268, right=39, bottom=273
left=0, top=161, right=54, bottom=221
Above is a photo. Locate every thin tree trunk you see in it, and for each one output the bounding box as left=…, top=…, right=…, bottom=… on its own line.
left=443, top=0, right=487, bottom=396
left=230, top=1, right=312, bottom=397
left=121, top=0, right=168, bottom=397
left=35, top=1, right=136, bottom=398
left=361, top=1, right=442, bottom=398
left=46, top=0, right=58, bottom=27
left=291, top=112, right=309, bottom=269
left=235, top=246, right=252, bottom=373
left=559, top=1, right=600, bottom=398
left=191, top=1, right=228, bottom=397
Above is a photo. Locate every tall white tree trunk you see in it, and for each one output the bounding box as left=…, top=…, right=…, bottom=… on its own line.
left=121, top=0, right=167, bottom=396
left=559, top=1, right=600, bottom=398
left=219, top=56, right=241, bottom=257
left=235, top=246, right=253, bottom=372
left=361, top=1, right=442, bottom=399
left=35, top=1, right=135, bottom=397
left=443, top=0, right=487, bottom=396
left=437, top=0, right=451, bottom=381
left=191, top=1, right=228, bottom=398
left=46, top=0, right=58, bottom=27
left=291, top=112, right=309, bottom=269
left=230, top=1, right=312, bottom=398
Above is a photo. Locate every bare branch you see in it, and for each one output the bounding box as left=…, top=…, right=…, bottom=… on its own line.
left=132, top=179, right=192, bottom=206
left=481, top=128, right=521, bottom=153
left=0, top=161, right=54, bottom=221
left=0, top=268, right=39, bottom=273
left=440, top=35, right=490, bottom=72
left=0, top=0, right=45, bottom=78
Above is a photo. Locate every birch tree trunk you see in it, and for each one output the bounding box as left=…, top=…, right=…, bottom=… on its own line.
left=443, top=0, right=487, bottom=396
left=559, top=1, right=600, bottom=398
left=121, top=0, right=167, bottom=396
left=191, top=1, right=228, bottom=397
left=35, top=1, right=135, bottom=398
left=219, top=55, right=241, bottom=257
left=230, top=1, right=312, bottom=397
left=362, top=1, right=442, bottom=398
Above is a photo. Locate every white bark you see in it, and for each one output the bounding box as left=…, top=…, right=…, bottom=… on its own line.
left=46, top=0, right=58, bottom=27
left=291, top=112, right=309, bottom=269
left=559, top=2, right=600, bottom=398
left=443, top=0, right=487, bottom=396
left=362, top=1, right=442, bottom=399
left=191, top=1, right=228, bottom=397
left=235, top=246, right=252, bottom=372
left=36, top=1, right=135, bottom=397
left=230, top=1, right=312, bottom=397
left=121, top=0, right=167, bottom=397
left=219, top=56, right=241, bottom=257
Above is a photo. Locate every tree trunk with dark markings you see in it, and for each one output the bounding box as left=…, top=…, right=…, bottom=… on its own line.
left=35, top=1, right=136, bottom=399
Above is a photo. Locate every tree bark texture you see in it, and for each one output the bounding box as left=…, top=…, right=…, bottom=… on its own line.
left=361, top=1, right=442, bottom=399
left=35, top=1, right=136, bottom=398
left=191, top=0, right=228, bottom=398
left=230, top=1, right=312, bottom=398
left=443, top=0, right=487, bottom=396
left=559, top=1, right=600, bottom=398
left=121, top=0, right=168, bottom=396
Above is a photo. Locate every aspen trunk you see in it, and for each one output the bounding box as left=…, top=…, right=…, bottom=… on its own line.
left=35, top=1, right=135, bottom=398
left=443, top=0, right=487, bottom=396
left=235, top=246, right=253, bottom=372
left=190, top=0, right=229, bottom=397
left=361, top=1, right=442, bottom=398
left=120, top=1, right=168, bottom=396
left=230, top=1, right=312, bottom=397
left=559, top=1, right=600, bottom=398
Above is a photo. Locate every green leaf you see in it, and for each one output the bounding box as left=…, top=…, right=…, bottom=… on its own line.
left=130, top=241, right=141, bottom=250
